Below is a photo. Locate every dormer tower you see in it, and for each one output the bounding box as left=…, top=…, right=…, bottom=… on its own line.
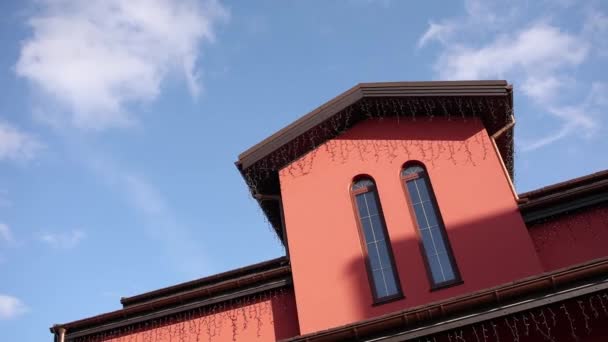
left=236, top=81, right=543, bottom=334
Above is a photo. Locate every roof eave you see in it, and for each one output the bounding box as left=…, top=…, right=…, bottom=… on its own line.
left=237, top=80, right=512, bottom=170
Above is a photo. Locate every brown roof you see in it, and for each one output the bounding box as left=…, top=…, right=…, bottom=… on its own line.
left=236, top=81, right=515, bottom=241
left=518, top=169, right=608, bottom=223
left=51, top=256, right=290, bottom=336
left=121, top=256, right=288, bottom=307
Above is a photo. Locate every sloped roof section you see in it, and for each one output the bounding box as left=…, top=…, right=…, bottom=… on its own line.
left=121, top=256, right=289, bottom=307
left=519, top=169, right=608, bottom=223
left=50, top=257, right=291, bottom=338
left=236, top=81, right=515, bottom=242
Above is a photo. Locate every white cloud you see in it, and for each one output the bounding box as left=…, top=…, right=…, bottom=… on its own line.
left=38, top=229, right=86, bottom=249
left=436, top=24, right=588, bottom=80
left=0, top=223, right=14, bottom=244
left=584, top=10, right=608, bottom=56
left=0, top=121, right=43, bottom=162
left=418, top=22, right=454, bottom=48
left=463, top=0, right=520, bottom=26
left=16, top=0, right=228, bottom=130
left=419, top=1, right=606, bottom=151
left=0, top=294, right=27, bottom=320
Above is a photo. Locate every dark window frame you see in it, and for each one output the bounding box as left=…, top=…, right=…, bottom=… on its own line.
left=350, top=176, right=404, bottom=305
left=400, top=163, right=463, bottom=291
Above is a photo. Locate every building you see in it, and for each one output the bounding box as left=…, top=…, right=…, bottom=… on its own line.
left=51, top=81, right=608, bottom=342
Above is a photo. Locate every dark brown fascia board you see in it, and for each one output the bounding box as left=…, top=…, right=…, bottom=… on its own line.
left=237, top=84, right=362, bottom=169
left=519, top=169, right=608, bottom=201
left=237, top=80, right=511, bottom=170
left=518, top=169, right=608, bottom=223
left=50, top=263, right=291, bottom=335
left=281, top=256, right=608, bottom=342
left=121, top=256, right=287, bottom=307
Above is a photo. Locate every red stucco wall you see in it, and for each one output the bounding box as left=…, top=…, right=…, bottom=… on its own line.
left=279, top=117, right=543, bottom=334
left=528, top=205, right=608, bottom=272
left=94, top=289, right=299, bottom=342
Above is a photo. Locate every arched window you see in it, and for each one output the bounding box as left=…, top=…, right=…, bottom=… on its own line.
left=401, top=163, right=461, bottom=289
left=351, top=177, right=403, bottom=303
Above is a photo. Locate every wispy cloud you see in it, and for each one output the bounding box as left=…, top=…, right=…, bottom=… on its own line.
left=417, top=22, right=454, bottom=48
left=16, top=0, right=228, bottom=130
left=435, top=24, right=588, bottom=81
left=0, top=223, right=14, bottom=244
left=86, top=153, right=207, bottom=276
left=0, top=121, right=43, bottom=162
left=583, top=10, right=608, bottom=57
left=419, top=0, right=607, bottom=151
left=0, top=294, right=27, bottom=320
left=37, top=229, right=85, bottom=249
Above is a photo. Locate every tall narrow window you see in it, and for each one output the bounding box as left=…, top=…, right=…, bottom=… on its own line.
left=351, top=177, right=403, bottom=303
left=401, top=163, right=461, bottom=289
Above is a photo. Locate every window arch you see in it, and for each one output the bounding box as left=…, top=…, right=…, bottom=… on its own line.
left=401, top=163, right=461, bottom=289
left=351, top=176, right=403, bottom=303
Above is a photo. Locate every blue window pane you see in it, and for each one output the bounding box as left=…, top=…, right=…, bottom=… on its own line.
left=438, top=253, right=456, bottom=281
left=428, top=254, right=444, bottom=283
left=368, top=242, right=381, bottom=270
left=423, top=203, right=439, bottom=228
left=370, top=215, right=385, bottom=241
left=356, top=195, right=368, bottom=216
left=430, top=227, right=447, bottom=254
left=420, top=229, right=436, bottom=255
left=372, top=270, right=387, bottom=298
left=364, top=192, right=379, bottom=216
left=407, top=181, right=421, bottom=204
left=361, top=217, right=374, bottom=242
left=415, top=178, right=431, bottom=203
left=377, top=240, right=391, bottom=269
left=384, top=268, right=399, bottom=296
left=403, top=166, right=459, bottom=287
left=353, top=180, right=402, bottom=300
left=413, top=203, right=428, bottom=228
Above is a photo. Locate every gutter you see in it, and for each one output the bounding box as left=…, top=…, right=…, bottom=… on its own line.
left=488, top=85, right=518, bottom=201
left=52, top=326, right=65, bottom=342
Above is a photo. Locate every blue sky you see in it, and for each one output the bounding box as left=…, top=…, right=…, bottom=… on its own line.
left=0, top=1, right=606, bottom=340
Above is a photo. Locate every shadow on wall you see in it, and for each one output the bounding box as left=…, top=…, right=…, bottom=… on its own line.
left=343, top=208, right=608, bottom=341
left=345, top=206, right=542, bottom=323
left=529, top=204, right=608, bottom=272
left=271, top=289, right=301, bottom=340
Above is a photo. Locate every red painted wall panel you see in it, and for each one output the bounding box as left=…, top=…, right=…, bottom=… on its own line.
left=93, top=289, right=299, bottom=342
left=279, top=118, right=543, bottom=334
left=528, top=205, right=608, bottom=272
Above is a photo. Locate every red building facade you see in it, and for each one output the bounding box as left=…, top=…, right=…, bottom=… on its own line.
left=51, top=81, right=608, bottom=342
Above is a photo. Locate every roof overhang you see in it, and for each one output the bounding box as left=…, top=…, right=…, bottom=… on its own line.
left=519, top=169, right=608, bottom=224
left=236, top=81, right=515, bottom=242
